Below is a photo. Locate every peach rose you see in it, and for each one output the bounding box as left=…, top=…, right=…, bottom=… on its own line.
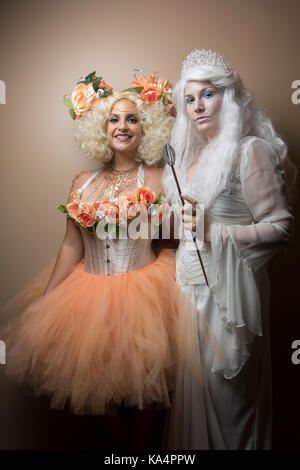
left=99, top=201, right=119, bottom=224
left=76, top=203, right=97, bottom=227
left=71, top=83, right=95, bottom=116
left=106, top=203, right=119, bottom=224
left=130, top=77, right=154, bottom=89
left=136, top=187, right=156, bottom=207
left=97, top=79, right=113, bottom=93
left=127, top=203, right=141, bottom=220
left=118, top=195, right=140, bottom=221
left=66, top=202, right=80, bottom=220
left=96, top=200, right=114, bottom=211
left=141, top=87, right=161, bottom=103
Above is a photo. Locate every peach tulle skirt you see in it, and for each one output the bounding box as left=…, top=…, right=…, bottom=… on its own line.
left=0, top=249, right=200, bottom=415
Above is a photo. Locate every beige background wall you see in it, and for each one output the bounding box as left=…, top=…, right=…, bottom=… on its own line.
left=0, top=0, right=299, bottom=448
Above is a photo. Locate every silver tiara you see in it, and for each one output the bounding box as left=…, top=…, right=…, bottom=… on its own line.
left=181, top=49, right=231, bottom=76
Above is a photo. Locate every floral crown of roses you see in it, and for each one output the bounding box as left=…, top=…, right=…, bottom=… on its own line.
left=64, top=70, right=173, bottom=120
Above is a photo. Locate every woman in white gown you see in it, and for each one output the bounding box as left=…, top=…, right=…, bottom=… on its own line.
left=163, top=49, right=295, bottom=449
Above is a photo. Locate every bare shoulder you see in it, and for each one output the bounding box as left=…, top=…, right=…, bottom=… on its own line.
left=66, top=170, right=97, bottom=204
left=70, top=169, right=96, bottom=191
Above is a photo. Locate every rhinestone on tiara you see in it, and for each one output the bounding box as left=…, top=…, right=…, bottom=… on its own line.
left=181, top=49, right=231, bottom=76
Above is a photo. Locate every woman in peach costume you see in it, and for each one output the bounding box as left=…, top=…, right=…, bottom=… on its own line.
left=0, top=71, right=204, bottom=449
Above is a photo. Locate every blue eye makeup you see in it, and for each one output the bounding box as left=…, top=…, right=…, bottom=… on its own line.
left=185, top=96, right=195, bottom=104
left=185, top=88, right=218, bottom=104
left=203, top=90, right=215, bottom=99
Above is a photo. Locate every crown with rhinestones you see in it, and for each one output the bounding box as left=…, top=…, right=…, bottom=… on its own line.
left=181, top=49, right=231, bottom=77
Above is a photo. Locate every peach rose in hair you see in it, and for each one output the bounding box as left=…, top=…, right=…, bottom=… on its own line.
left=97, top=79, right=113, bottom=93
left=71, top=83, right=95, bottom=116
left=141, top=87, right=161, bottom=103
left=130, top=77, right=154, bottom=89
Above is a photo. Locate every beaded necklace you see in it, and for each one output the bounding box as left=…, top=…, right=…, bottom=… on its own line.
left=104, top=162, right=139, bottom=200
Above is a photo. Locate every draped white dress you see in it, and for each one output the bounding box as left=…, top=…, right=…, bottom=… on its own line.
left=165, top=136, right=294, bottom=449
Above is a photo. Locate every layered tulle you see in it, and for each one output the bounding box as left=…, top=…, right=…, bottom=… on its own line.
left=0, top=249, right=201, bottom=416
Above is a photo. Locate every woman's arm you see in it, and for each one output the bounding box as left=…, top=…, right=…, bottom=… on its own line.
left=181, top=139, right=294, bottom=269
left=217, top=139, right=294, bottom=271
left=43, top=172, right=90, bottom=295
left=43, top=219, right=83, bottom=295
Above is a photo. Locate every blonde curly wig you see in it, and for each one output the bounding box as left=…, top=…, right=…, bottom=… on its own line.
left=73, top=92, right=174, bottom=166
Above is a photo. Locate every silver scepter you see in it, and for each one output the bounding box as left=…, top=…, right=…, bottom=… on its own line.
left=163, top=142, right=209, bottom=287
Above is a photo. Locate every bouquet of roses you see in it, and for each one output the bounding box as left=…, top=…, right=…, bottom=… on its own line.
left=58, top=186, right=168, bottom=234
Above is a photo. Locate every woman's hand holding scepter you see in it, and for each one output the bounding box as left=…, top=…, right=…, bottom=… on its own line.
left=163, top=143, right=209, bottom=287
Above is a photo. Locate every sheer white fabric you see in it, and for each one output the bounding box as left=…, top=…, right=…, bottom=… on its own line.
left=165, top=136, right=294, bottom=449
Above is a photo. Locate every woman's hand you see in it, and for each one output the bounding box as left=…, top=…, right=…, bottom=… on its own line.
left=181, top=194, right=210, bottom=243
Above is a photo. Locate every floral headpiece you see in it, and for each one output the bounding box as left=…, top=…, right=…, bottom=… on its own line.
left=64, top=71, right=114, bottom=120
left=124, top=70, right=173, bottom=107
left=64, top=70, right=173, bottom=120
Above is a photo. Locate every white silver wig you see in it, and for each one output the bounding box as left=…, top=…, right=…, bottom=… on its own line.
left=163, top=61, right=296, bottom=207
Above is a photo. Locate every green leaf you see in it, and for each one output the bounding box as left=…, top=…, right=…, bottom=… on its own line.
left=92, top=77, right=101, bottom=92
left=58, top=204, right=67, bottom=213
left=85, top=71, right=96, bottom=84
left=98, top=87, right=113, bottom=98
left=160, top=91, right=165, bottom=102
left=157, top=192, right=163, bottom=204
left=122, top=86, right=144, bottom=94
left=63, top=98, right=73, bottom=109
left=69, top=108, right=76, bottom=120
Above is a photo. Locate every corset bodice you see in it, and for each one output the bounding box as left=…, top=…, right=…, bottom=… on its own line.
left=79, top=228, right=156, bottom=275
left=206, top=188, right=253, bottom=226
left=77, top=164, right=157, bottom=276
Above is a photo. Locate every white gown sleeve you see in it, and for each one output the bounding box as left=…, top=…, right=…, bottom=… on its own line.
left=221, top=138, right=294, bottom=271
left=207, top=138, right=294, bottom=379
